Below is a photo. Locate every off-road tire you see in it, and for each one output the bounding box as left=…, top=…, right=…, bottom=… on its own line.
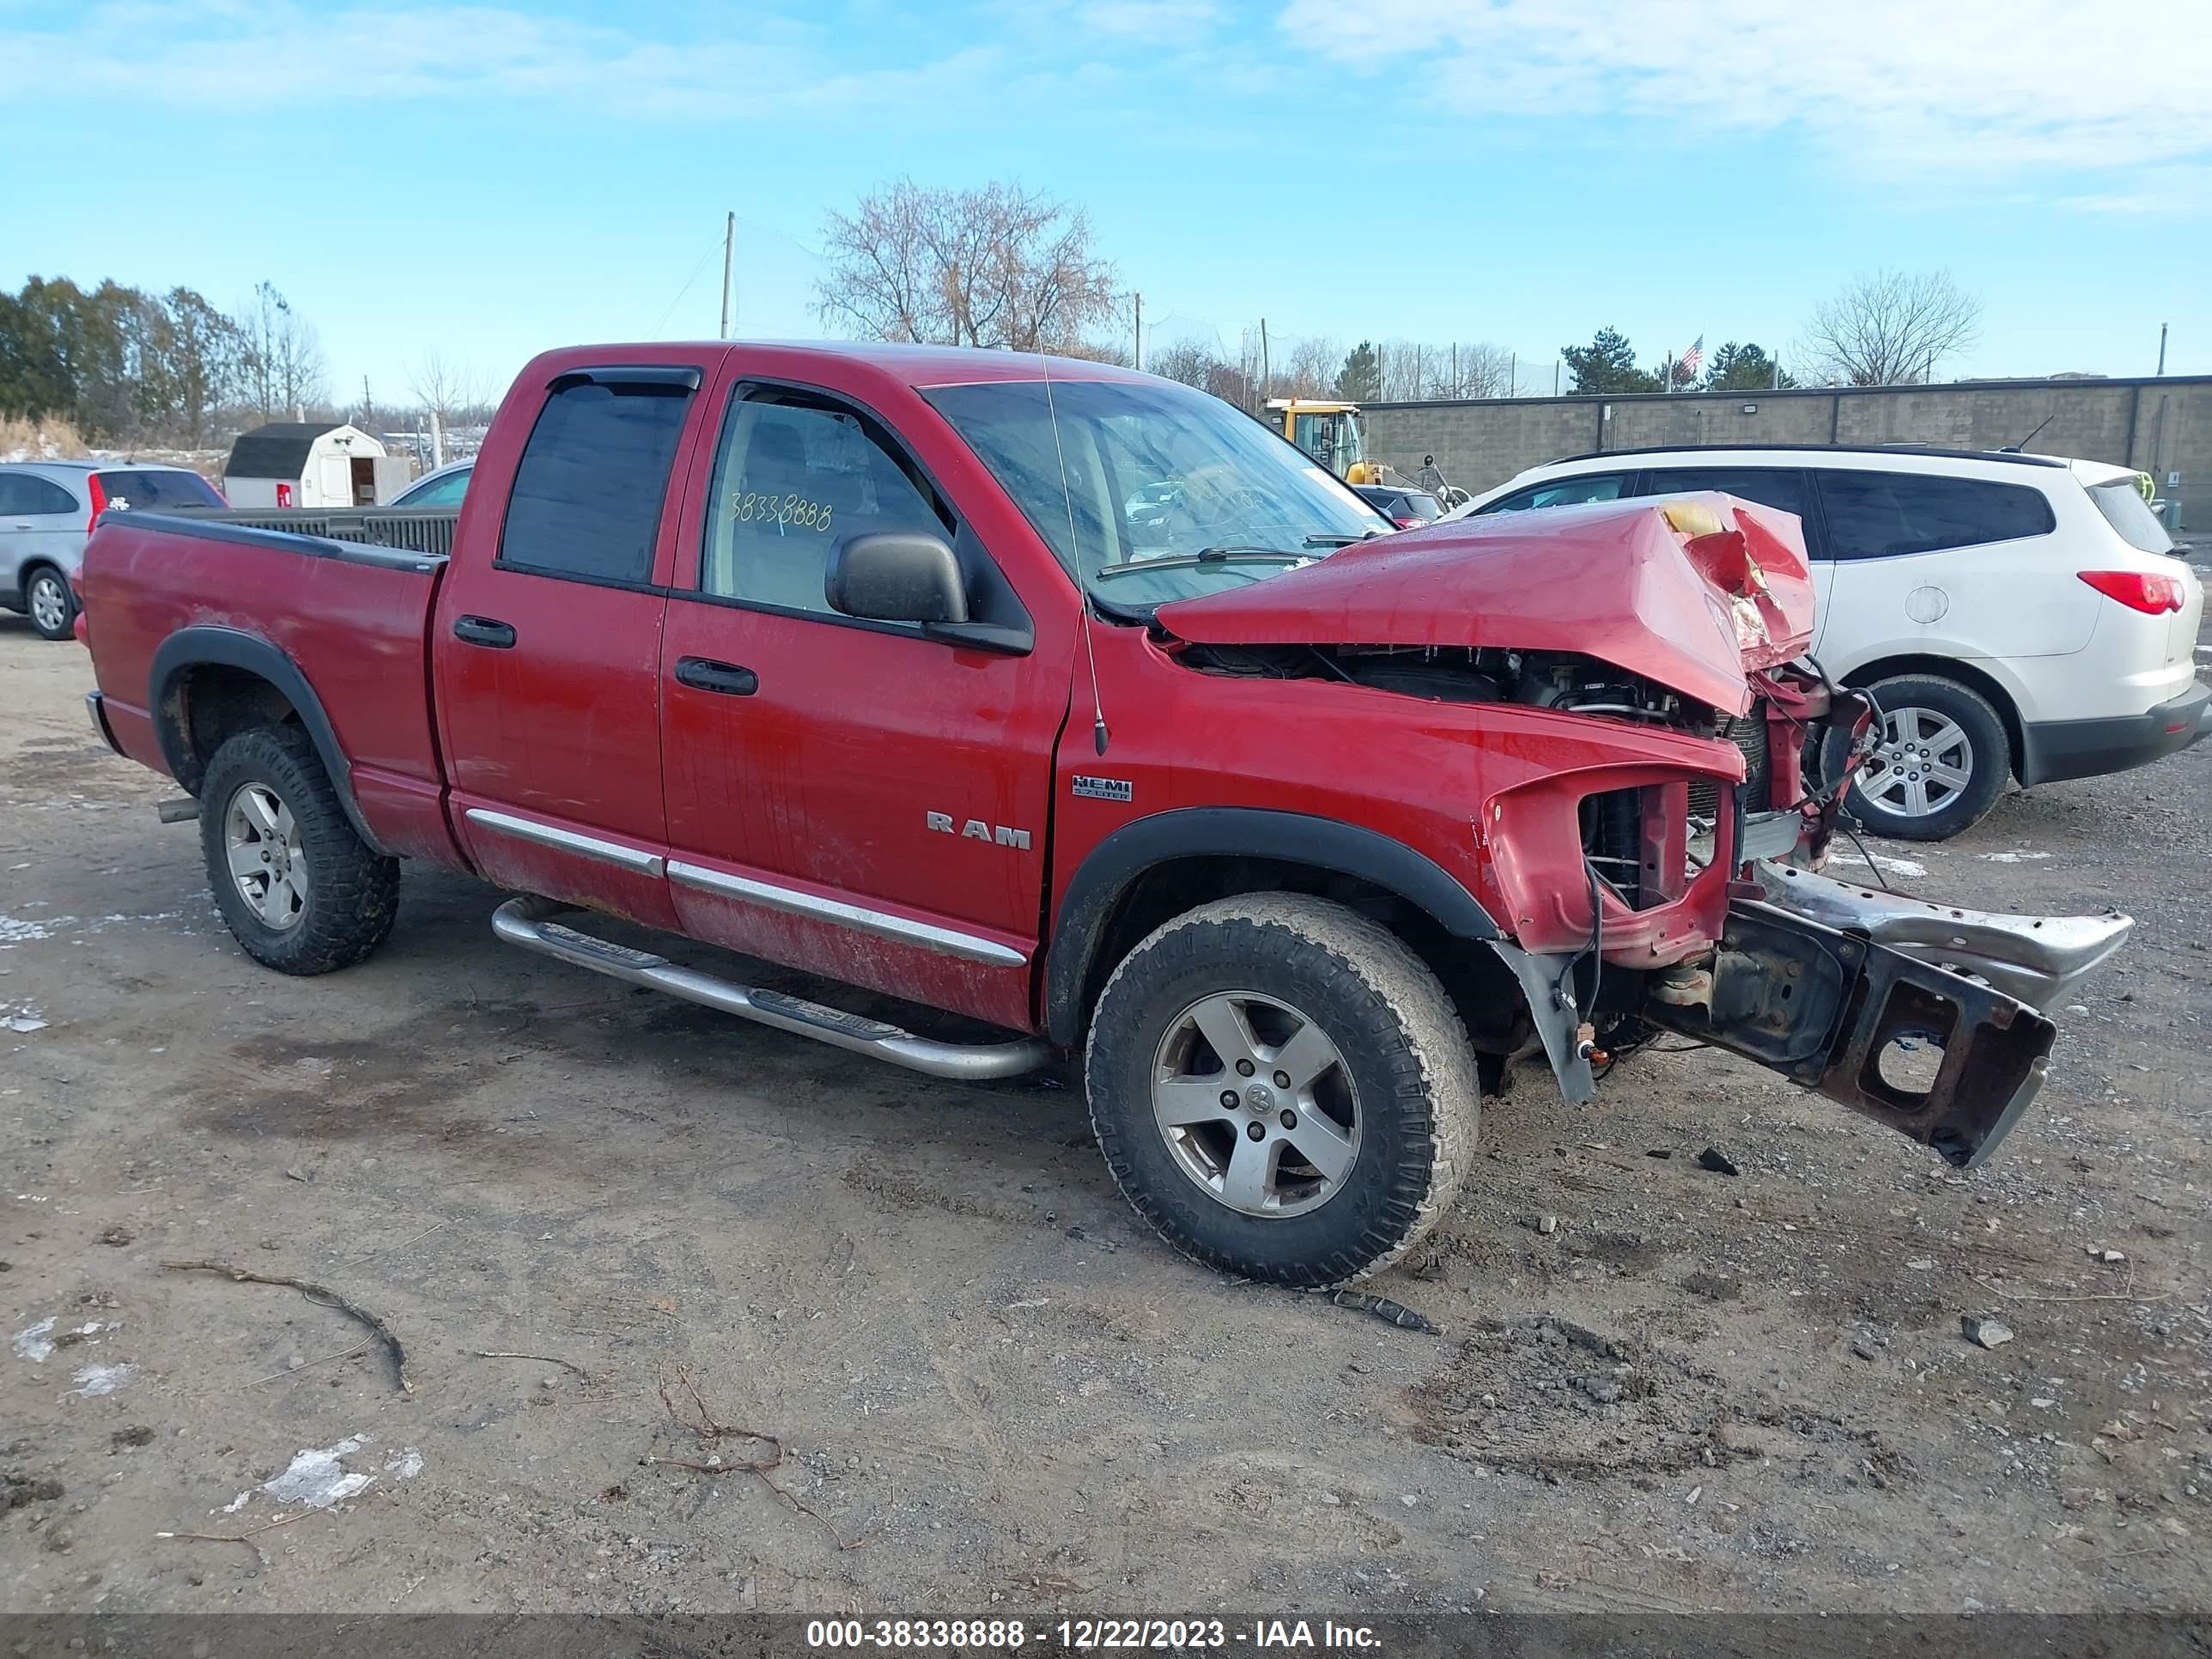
left=23, top=564, right=76, bottom=641
left=1822, top=672, right=2008, bottom=842
left=1085, top=893, right=1479, bottom=1287
left=198, top=725, right=399, bottom=975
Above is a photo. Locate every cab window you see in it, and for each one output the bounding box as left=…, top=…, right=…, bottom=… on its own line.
left=700, top=394, right=951, bottom=615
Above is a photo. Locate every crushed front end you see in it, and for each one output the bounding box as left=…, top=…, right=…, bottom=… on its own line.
left=1155, top=491, right=2134, bottom=1167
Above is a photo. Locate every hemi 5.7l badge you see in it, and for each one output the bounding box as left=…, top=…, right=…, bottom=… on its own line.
left=1072, top=775, right=1134, bottom=803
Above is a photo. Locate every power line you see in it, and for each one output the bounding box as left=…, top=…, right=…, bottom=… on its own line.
left=653, top=230, right=727, bottom=334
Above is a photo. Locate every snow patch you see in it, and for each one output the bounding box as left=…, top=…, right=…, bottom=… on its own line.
left=13, top=1317, right=57, bottom=1362
left=0, top=915, right=73, bottom=947
left=1840, top=850, right=1927, bottom=879
left=1978, top=850, right=2051, bottom=863
left=384, top=1448, right=423, bottom=1480
left=240, top=1435, right=380, bottom=1511
left=62, top=1362, right=136, bottom=1400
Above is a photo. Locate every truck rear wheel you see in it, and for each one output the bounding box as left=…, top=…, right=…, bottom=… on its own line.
left=198, top=726, right=399, bottom=975
left=1085, top=894, right=1478, bottom=1286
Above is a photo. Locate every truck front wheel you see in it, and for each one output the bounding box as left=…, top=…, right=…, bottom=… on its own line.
left=198, top=726, right=399, bottom=975
left=1085, top=894, right=1478, bottom=1286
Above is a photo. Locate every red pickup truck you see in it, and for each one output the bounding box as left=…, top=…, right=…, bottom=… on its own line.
left=80, top=342, right=2131, bottom=1285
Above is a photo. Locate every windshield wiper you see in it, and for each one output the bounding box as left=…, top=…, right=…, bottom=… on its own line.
left=1302, top=531, right=1382, bottom=546
left=1093, top=546, right=1306, bottom=579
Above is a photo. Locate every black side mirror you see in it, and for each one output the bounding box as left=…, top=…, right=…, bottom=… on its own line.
left=826, top=532, right=968, bottom=625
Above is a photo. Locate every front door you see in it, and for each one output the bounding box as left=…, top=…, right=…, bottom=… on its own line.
left=434, top=360, right=710, bottom=928
left=657, top=375, right=1069, bottom=1032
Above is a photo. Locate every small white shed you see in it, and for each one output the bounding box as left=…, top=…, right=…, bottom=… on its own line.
left=222, top=422, right=412, bottom=508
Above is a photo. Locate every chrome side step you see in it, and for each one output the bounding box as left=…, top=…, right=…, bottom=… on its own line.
left=489, top=896, right=1052, bottom=1082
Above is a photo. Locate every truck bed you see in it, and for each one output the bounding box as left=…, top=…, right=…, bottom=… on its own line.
left=81, top=511, right=459, bottom=864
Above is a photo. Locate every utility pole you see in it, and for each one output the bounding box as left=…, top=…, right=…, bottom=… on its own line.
left=2157, top=323, right=2168, bottom=376
left=1554, top=360, right=1560, bottom=396
left=1260, top=319, right=1270, bottom=406
left=1451, top=343, right=1458, bottom=396
left=719, top=211, right=735, bottom=340
left=1133, top=293, right=1142, bottom=372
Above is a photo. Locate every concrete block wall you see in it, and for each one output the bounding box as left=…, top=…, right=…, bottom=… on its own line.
left=1364, top=376, right=2210, bottom=533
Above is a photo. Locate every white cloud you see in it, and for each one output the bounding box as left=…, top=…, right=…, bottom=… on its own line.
left=1278, top=0, right=2212, bottom=175
left=0, top=3, right=1004, bottom=118
left=1079, top=0, right=1220, bottom=37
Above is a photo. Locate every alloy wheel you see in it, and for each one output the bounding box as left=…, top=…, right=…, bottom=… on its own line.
left=1150, top=990, right=1361, bottom=1218
left=1856, top=705, right=1975, bottom=819
left=27, top=572, right=68, bottom=635
left=224, top=782, right=309, bottom=930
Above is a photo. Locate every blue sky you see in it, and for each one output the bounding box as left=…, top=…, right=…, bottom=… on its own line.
left=3, top=0, right=2206, bottom=403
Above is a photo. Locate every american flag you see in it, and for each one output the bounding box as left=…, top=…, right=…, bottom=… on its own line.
left=1679, top=335, right=1705, bottom=378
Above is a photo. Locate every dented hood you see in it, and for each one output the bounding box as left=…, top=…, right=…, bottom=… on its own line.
left=1153, top=494, right=1817, bottom=716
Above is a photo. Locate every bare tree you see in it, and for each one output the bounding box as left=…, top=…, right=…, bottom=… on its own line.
left=1431, top=342, right=1514, bottom=399
left=815, top=179, right=1120, bottom=353
left=1284, top=336, right=1340, bottom=398
left=410, top=350, right=487, bottom=430
left=234, top=282, right=327, bottom=419
left=1801, top=269, right=1981, bottom=386
left=1148, top=340, right=1219, bottom=389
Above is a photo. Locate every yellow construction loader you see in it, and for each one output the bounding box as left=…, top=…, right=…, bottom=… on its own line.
left=1267, top=398, right=1468, bottom=507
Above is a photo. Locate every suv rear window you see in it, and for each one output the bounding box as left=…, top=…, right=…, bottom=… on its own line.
left=94, top=470, right=223, bottom=510
left=1814, top=470, right=2055, bottom=560
left=2086, top=478, right=2173, bottom=554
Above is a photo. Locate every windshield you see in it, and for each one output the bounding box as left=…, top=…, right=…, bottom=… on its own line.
left=924, top=378, right=1391, bottom=605
left=2087, top=478, right=2174, bottom=554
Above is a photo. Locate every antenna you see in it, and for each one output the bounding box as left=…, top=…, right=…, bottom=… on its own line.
left=1042, top=356, right=1110, bottom=756
left=2001, top=412, right=2055, bottom=454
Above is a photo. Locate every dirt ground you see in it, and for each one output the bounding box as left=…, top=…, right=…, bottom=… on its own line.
left=3, top=606, right=2207, bottom=1620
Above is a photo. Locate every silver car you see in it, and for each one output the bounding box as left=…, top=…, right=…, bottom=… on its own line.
left=1, top=460, right=227, bottom=639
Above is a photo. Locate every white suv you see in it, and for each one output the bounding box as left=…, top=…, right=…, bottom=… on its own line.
left=1449, top=445, right=2208, bottom=839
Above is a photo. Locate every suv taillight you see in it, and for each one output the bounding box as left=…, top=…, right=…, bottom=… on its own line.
left=85, top=473, right=109, bottom=536
left=2079, top=569, right=2184, bottom=614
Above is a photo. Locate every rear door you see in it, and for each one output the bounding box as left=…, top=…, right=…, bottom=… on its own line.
left=655, top=368, right=1068, bottom=1033
left=434, top=361, right=709, bottom=927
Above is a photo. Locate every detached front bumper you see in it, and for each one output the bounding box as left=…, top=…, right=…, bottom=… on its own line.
left=1641, top=863, right=2132, bottom=1168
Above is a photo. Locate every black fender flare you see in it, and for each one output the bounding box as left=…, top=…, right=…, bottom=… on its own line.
left=1043, top=806, right=1499, bottom=1047
left=149, top=625, right=389, bottom=855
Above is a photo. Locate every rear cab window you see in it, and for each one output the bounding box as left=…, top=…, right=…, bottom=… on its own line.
left=1479, top=473, right=1630, bottom=514
left=2086, top=478, right=2174, bottom=554
left=94, top=470, right=223, bottom=511
left=1814, top=469, right=2055, bottom=560
left=498, top=373, right=698, bottom=585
